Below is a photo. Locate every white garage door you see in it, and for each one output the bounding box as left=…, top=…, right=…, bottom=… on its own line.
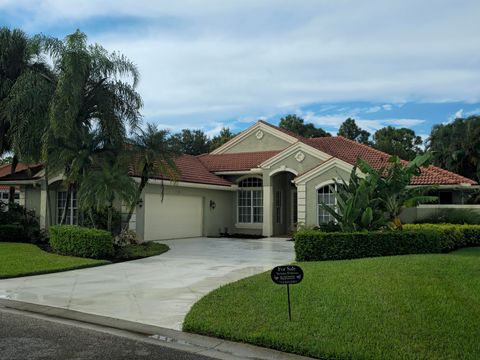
left=144, top=194, right=203, bottom=240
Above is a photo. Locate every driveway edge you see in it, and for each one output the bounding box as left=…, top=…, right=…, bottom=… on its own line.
left=0, top=299, right=314, bottom=360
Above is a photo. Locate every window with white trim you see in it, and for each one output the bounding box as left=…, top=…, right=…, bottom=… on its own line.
left=237, top=177, right=263, bottom=223
left=57, top=190, right=78, bottom=225
left=0, top=190, right=19, bottom=211
left=317, top=184, right=336, bottom=224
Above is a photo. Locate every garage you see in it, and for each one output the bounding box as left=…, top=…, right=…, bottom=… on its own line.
left=144, top=194, right=203, bottom=240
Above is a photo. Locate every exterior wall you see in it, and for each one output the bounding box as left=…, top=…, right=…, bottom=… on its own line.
left=223, top=130, right=291, bottom=153
left=302, top=166, right=351, bottom=227
left=136, top=183, right=235, bottom=241
left=267, top=152, right=323, bottom=177
left=24, top=186, right=41, bottom=216
left=400, top=204, right=480, bottom=223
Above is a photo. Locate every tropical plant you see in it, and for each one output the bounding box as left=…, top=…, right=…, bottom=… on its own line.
left=319, top=165, right=386, bottom=232
left=41, top=29, right=142, bottom=223
left=124, top=123, right=180, bottom=228
left=358, top=153, right=438, bottom=228
left=0, top=27, right=55, bottom=202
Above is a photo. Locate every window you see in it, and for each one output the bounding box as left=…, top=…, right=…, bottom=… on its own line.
left=237, top=177, right=263, bottom=223
left=317, top=184, right=336, bottom=224
left=57, top=190, right=78, bottom=225
left=0, top=191, right=19, bottom=211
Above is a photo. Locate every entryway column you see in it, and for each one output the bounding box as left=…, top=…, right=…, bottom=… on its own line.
left=297, top=183, right=306, bottom=226
left=262, top=184, right=273, bottom=237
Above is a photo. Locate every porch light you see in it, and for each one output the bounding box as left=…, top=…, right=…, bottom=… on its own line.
left=209, top=200, right=216, bottom=210
left=137, top=198, right=143, bottom=208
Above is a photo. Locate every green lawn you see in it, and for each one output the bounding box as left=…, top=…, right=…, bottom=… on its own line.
left=114, top=242, right=169, bottom=260
left=184, top=248, right=480, bottom=360
left=0, top=243, right=110, bottom=279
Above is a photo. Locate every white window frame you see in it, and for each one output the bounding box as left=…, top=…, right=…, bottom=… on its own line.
left=57, top=190, right=78, bottom=225
left=237, top=177, right=263, bottom=224
left=0, top=190, right=19, bottom=211
left=316, top=183, right=337, bottom=225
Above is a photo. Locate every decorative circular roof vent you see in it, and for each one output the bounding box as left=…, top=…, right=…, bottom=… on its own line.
left=295, top=151, right=305, bottom=162
left=255, top=130, right=264, bottom=139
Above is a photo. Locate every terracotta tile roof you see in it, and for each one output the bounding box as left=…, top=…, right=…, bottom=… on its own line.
left=130, top=154, right=232, bottom=187
left=198, top=150, right=281, bottom=172
left=0, top=163, right=44, bottom=181
left=303, top=136, right=477, bottom=185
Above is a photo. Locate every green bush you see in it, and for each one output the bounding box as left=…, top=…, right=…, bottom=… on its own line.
left=49, top=225, right=114, bottom=259
left=295, top=224, right=480, bottom=261
left=0, top=225, right=25, bottom=242
left=0, top=203, right=42, bottom=242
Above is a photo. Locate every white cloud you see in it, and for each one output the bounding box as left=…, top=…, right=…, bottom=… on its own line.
left=2, top=0, right=480, bottom=128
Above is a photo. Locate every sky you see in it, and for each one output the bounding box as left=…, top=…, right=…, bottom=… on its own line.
left=1, top=0, right=480, bottom=140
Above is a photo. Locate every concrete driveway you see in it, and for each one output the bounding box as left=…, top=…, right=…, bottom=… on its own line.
left=0, top=237, right=294, bottom=330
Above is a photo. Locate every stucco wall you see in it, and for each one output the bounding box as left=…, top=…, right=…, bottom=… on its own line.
left=137, top=183, right=235, bottom=240
left=267, top=151, right=323, bottom=176
left=24, top=186, right=41, bottom=217
left=303, top=166, right=351, bottom=226
left=223, top=130, right=291, bottom=153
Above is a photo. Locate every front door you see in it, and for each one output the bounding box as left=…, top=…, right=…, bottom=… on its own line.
left=290, top=189, right=298, bottom=232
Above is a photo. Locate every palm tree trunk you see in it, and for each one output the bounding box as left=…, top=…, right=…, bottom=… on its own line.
left=8, top=155, right=18, bottom=204
left=123, top=174, right=148, bottom=230
left=88, top=208, right=96, bottom=228
left=60, top=183, right=72, bottom=225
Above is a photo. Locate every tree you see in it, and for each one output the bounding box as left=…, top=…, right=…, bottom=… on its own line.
left=0, top=27, right=54, bottom=202
left=338, top=118, right=371, bottom=144
left=124, top=123, right=180, bottom=228
left=428, top=116, right=480, bottom=182
left=279, top=114, right=331, bottom=138
left=357, top=153, right=437, bottom=228
left=43, top=30, right=142, bottom=224
left=372, top=126, right=423, bottom=160
left=209, top=127, right=235, bottom=151
left=169, top=129, right=209, bottom=155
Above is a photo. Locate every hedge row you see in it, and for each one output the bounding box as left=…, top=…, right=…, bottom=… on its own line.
left=294, top=224, right=480, bottom=261
left=0, top=225, right=26, bottom=242
left=49, top=225, right=114, bottom=259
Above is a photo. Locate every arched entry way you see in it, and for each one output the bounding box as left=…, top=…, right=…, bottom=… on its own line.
left=270, top=170, right=297, bottom=236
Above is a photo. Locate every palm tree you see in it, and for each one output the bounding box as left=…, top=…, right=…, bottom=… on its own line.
left=0, top=27, right=54, bottom=202
left=41, top=30, right=142, bottom=223
left=124, top=123, right=180, bottom=228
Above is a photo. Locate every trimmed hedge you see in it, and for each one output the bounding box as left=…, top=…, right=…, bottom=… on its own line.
left=0, top=225, right=25, bottom=242
left=49, top=225, right=114, bottom=259
left=295, top=224, right=480, bottom=261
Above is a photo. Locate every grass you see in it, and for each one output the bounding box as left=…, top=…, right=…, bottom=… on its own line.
left=0, top=242, right=110, bottom=279
left=114, top=242, right=169, bottom=260
left=184, top=248, right=480, bottom=360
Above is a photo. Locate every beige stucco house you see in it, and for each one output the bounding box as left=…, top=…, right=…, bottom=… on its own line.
left=0, top=120, right=478, bottom=240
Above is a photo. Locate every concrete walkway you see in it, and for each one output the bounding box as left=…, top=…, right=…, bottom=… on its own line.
left=0, top=237, right=294, bottom=330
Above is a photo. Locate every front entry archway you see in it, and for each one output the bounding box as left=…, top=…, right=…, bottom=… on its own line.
left=270, top=171, right=297, bottom=236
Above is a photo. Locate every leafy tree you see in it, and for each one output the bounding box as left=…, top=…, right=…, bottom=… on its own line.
left=43, top=30, right=142, bottom=224
left=338, top=118, right=371, bottom=144
left=124, top=123, right=180, bottom=228
left=428, top=116, right=480, bottom=182
left=0, top=27, right=54, bottom=202
left=373, top=126, right=423, bottom=160
left=279, top=114, right=331, bottom=138
left=209, top=127, right=235, bottom=151
left=169, top=129, right=209, bottom=155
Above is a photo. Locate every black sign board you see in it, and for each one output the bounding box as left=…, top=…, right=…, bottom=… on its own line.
left=271, top=265, right=304, bottom=285
left=271, top=265, right=304, bottom=321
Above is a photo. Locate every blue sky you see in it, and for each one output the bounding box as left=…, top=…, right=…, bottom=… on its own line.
left=1, top=0, right=480, bottom=140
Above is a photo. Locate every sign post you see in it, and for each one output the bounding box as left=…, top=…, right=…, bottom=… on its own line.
left=271, top=265, right=304, bottom=321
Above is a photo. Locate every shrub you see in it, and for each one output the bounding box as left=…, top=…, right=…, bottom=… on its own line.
left=0, top=225, right=25, bottom=242
left=81, top=207, right=122, bottom=234
left=295, top=224, right=480, bottom=261
left=114, top=229, right=138, bottom=247
left=49, top=225, right=114, bottom=259
left=0, top=203, right=42, bottom=242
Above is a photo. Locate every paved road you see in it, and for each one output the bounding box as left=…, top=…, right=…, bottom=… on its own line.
left=0, top=237, right=294, bottom=329
left=0, top=308, right=214, bottom=360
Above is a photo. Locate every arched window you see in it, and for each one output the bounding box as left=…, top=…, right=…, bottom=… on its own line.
left=237, top=177, right=263, bottom=224
left=317, top=184, right=336, bottom=224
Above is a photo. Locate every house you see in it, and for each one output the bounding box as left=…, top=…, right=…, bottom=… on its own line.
left=0, top=120, right=477, bottom=240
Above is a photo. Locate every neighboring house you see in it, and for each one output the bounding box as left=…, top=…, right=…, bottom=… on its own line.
left=0, top=120, right=478, bottom=240
left=0, top=164, right=21, bottom=210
